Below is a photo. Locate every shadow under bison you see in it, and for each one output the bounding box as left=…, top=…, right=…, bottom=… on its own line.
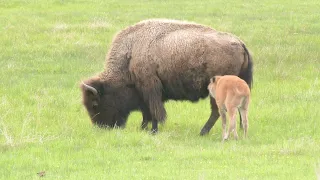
left=80, top=19, right=253, bottom=135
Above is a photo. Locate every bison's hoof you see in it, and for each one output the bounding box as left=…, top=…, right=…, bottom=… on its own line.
left=200, top=129, right=209, bottom=136
left=150, top=129, right=158, bottom=135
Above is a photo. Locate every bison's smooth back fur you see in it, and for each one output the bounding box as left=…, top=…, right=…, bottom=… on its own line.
left=208, top=75, right=250, bottom=140
left=81, top=19, right=253, bottom=134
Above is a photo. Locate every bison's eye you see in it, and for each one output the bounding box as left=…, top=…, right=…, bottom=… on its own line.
left=92, top=101, right=98, bottom=108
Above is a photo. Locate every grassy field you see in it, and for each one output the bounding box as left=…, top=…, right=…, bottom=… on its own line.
left=1, top=0, right=320, bottom=179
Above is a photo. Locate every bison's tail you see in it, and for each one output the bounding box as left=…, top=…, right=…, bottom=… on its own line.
left=239, top=44, right=253, bottom=89
left=238, top=43, right=253, bottom=129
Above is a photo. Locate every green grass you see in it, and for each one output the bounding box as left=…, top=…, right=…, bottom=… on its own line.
left=1, top=0, right=320, bottom=179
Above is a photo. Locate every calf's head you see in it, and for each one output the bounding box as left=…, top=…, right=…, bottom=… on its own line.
left=80, top=76, right=138, bottom=128
left=208, top=76, right=222, bottom=98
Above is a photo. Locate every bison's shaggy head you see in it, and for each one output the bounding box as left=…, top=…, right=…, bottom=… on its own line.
left=80, top=76, right=140, bottom=128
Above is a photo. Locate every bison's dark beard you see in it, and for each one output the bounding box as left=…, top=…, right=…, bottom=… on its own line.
left=111, top=112, right=126, bottom=128
left=92, top=105, right=127, bottom=128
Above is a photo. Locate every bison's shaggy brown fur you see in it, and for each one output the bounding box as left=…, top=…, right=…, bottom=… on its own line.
left=80, top=19, right=253, bottom=134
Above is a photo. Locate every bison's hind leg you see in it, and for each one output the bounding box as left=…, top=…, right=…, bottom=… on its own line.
left=200, top=97, right=220, bottom=136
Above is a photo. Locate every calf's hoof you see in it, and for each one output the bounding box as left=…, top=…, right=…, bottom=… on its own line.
left=223, top=134, right=229, bottom=141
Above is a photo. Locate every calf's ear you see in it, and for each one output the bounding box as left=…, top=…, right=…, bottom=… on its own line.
left=214, top=75, right=222, bottom=82
left=210, top=77, right=215, bottom=83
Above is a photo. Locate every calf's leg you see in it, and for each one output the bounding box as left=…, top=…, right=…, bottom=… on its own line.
left=239, top=96, right=250, bottom=138
left=239, top=108, right=248, bottom=138
left=227, top=107, right=238, bottom=140
left=239, top=109, right=243, bottom=129
left=219, top=108, right=228, bottom=141
left=240, top=109, right=248, bottom=138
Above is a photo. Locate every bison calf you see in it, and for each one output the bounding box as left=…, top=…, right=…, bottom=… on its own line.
left=208, top=75, right=250, bottom=141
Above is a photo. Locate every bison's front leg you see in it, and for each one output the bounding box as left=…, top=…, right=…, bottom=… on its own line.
left=135, top=72, right=166, bottom=134
left=141, top=111, right=151, bottom=130
left=141, top=109, right=158, bottom=134
left=200, top=97, right=220, bottom=135
left=140, top=104, right=152, bottom=130
left=146, top=80, right=166, bottom=134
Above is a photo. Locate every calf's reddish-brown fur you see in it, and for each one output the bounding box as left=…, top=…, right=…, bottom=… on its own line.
left=208, top=75, right=250, bottom=140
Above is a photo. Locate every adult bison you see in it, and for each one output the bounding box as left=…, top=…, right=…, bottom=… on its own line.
left=80, top=19, right=253, bottom=135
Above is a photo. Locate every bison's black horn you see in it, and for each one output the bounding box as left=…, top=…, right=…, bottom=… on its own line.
left=82, top=82, right=98, bottom=96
